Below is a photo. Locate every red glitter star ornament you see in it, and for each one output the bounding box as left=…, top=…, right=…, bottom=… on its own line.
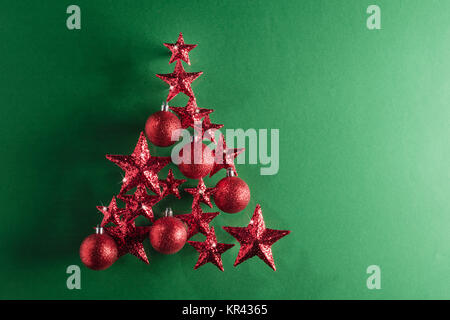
left=103, top=221, right=127, bottom=245
left=156, top=60, right=202, bottom=101
left=170, top=98, right=213, bottom=129
left=105, top=222, right=150, bottom=264
left=159, top=169, right=186, bottom=199
left=210, top=135, right=245, bottom=177
left=164, top=32, right=197, bottom=65
left=193, top=115, right=223, bottom=143
left=223, top=204, right=290, bottom=271
left=97, top=196, right=124, bottom=227
left=106, top=132, right=170, bottom=196
left=188, top=227, right=234, bottom=271
left=118, top=185, right=161, bottom=223
left=176, top=204, right=219, bottom=239
left=184, top=178, right=216, bottom=208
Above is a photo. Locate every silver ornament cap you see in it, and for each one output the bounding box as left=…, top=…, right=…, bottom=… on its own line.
left=226, top=168, right=236, bottom=177
left=164, top=207, right=173, bottom=217
left=161, top=101, right=169, bottom=111
left=95, top=225, right=104, bottom=234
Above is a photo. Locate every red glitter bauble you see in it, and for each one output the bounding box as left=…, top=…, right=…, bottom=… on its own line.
left=178, top=141, right=214, bottom=179
left=214, top=176, right=250, bottom=213
left=80, top=232, right=118, bottom=270
left=145, top=110, right=181, bottom=147
left=150, top=217, right=188, bottom=254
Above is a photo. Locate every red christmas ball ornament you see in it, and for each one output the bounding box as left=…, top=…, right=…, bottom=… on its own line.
left=214, top=169, right=250, bottom=213
left=178, top=140, right=214, bottom=179
left=80, top=226, right=118, bottom=270
left=150, top=208, right=188, bottom=254
left=145, top=102, right=181, bottom=147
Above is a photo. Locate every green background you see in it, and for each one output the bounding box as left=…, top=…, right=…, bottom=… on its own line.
left=0, top=0, right=449, bottom=300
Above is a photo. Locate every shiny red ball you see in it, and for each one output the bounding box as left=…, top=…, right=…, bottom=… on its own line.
left=150, top=217, right=188, bottom=254
left=145, top=111, right=181, bottom=147
left=214, top=176, right=250, bottom=213
left=79, top=233, right=118, bottom=270
left=178, top=141, right=214, bottom=179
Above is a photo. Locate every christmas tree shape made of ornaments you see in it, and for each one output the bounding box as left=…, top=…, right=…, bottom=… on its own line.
left=79, top=33, right=290, bottom=272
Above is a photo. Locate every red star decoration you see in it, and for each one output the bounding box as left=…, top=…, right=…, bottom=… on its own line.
left=156, top=60, right=202, bottom=101
left=164, top=32, right=197, bottom=65
left=193, top=115, right=223, bottom=143
left=118, top=185, right=161, bottom=223
left=223, top=204, right=290, bottom=271
left=103, top=220, right=129, bottom=245
left=105, top=222, right=150, bottom=264
left=170, top=98, right=213, bottom=129
left=106, top=132, right=170, bottom=196
left=188, top=227, right=234, bottom=271
left=159, top=169, right=186, bottom=199
left=176, top=204, right=219, bottom=239
left=96, top=196, right=124, bottom=227
left=184, top=178, right=216, bottom=208
left=209, top=135, right=245, bottom=177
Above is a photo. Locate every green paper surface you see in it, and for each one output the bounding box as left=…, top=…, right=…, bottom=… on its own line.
left=0, top=0, right=449, bottom=299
